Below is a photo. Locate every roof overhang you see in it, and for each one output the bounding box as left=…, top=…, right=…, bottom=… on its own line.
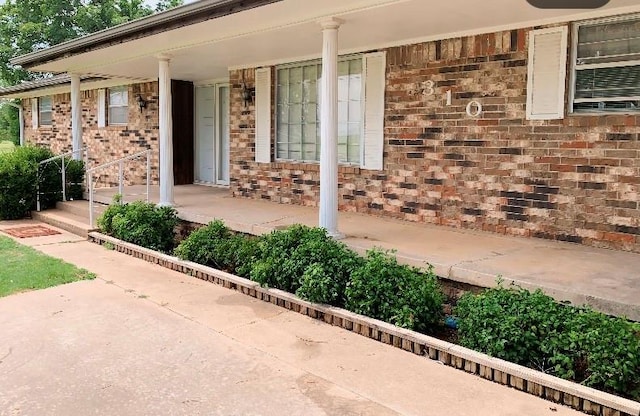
left=0, top=75, right=155, bottom=99
left=11, top=0, right=282, bottom=69
left=7, top=0, right=640, bottom=90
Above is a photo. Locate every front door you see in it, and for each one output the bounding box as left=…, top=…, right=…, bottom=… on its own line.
left=194, top=83, right=229, bottom=185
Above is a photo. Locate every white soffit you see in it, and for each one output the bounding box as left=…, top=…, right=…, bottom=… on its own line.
left=28, top=0, right=640, bottom=83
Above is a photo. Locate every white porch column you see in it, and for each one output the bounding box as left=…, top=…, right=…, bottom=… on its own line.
left=70, top=73, right=82, bottom=160
left=158, top=54, right=174, bottom=207
left=319, top=18, right=342, bottom=237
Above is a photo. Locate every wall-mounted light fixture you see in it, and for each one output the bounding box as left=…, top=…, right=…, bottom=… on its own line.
left=242, top=82, right=255, bottom=108
left=136, top=94, right=147, bottom=112
left=241, top=69, right=255, bottom=107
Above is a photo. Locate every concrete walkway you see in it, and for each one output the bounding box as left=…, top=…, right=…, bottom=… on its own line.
left=0, top=221, right=580, bottom=416
left=90, top=184, right=640, bottom=320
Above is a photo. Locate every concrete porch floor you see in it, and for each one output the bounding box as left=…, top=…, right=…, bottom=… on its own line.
left=92, top=184, right=640, bottom=321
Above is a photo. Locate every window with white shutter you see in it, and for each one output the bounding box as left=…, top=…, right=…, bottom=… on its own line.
left=38, top=96, right=53, bottom=126
left=526, top=26, right=568, bottom=120
left=571, top=14, right=640, bottom=113
left=108, top=86, right=128, bottom=125
left=273, top=53, right=385, bottom=168
left=255, top=67, right=272, bottom=163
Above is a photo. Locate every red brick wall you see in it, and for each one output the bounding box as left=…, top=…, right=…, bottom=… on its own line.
left=230, top=25, right=640, bottom=253
left=24, top=81, right=160, bottom=187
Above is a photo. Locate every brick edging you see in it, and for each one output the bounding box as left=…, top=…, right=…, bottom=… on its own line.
left=88, top=231, right=640, bottom=416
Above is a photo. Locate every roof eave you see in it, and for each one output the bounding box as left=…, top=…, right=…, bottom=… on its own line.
left=10, top=0, right=281, bottom=69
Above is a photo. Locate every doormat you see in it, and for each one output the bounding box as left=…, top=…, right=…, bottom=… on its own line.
left=2, top=225, right=62, bottom=238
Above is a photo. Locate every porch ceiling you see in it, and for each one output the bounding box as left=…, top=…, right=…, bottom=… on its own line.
left=26, top=0, right=640, bottom=83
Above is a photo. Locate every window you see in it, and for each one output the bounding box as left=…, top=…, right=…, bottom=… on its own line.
left=38, top=96, right=52, bottom=126
left=108, top=86, right=128, bottom=125
left=571, top=14, right=640, bottom=113
left=276, top=56, right=363, bottom=164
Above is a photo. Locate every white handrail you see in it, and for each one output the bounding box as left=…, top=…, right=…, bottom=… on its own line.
left=37, top=147, right=89, bottom=212
left=87, top=149, right=152, bottom=227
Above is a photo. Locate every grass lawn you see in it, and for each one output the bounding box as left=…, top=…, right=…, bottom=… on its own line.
left=0, top=236, right=94, bottom=297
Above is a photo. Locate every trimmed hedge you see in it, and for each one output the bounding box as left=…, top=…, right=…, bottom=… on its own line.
left=456, top=285, right=640, bottom=399
left=98, top=197, right=179, bottom=253
left=173, top=220, right=259, bottom=277
left=346, top=249, right=444, bottom=334
left=175, top=222, right=443, bottom=328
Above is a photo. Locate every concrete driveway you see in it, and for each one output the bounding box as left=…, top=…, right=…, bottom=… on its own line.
left=0, top=221, right=581, bottom=416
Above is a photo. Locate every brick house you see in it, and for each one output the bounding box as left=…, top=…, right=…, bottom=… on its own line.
left=2, top=0, right=640, bottom=252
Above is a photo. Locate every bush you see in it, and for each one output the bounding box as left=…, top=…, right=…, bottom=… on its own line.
left=345, top=249, right=444, bottom=333
left=455, top=285, right=640, bottom=399
left=250, top=225, right=362, bottom=306
left=174, top=220, right=259, bottom=277
left=0, top=149, right=37, bottom=219
left=0, top=146, right=85, bottom=220
left=98, top=198, right=178, bottom=253
left=65, top=158, right=85, bottom=201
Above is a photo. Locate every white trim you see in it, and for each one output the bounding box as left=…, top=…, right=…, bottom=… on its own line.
left=526, top=26, right=568, bottom=121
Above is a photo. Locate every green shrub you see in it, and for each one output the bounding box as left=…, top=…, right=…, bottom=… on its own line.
left=250, top=225, right=362, bottom=306
left=0, top=146, right=85, bottom=220
left=97, top=195, right=126, bottom=235
left=345, top=249, right=444, bottom=333
left=0, top=149, right=37, bottom=219
left=174, top=220, right=259, bottom=277
left=65, top=158, right=85, bottom=201
left=98, top=198, right=178, bottom=253
left=455, top=285, right=640, bottom=399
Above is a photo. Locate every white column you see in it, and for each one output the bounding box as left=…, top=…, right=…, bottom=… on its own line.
left=158, top=54, right=174, bottom=207
left=319, top=18, right=342, bottom=237
left=70, top=73, right=82, bottom=160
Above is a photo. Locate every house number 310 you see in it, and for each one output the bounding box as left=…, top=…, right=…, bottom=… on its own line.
left=422, top=80, right=483, bottom=117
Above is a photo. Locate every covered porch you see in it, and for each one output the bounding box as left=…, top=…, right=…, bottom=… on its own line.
left=87, top=183, right=640, bottom=321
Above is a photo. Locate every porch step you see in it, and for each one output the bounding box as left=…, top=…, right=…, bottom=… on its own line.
left=32, top=209, right=96, bottom=238
left=57, top=200, right=107, bottom=218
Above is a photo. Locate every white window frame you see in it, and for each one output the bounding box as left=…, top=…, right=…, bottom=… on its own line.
left=570, top=13, right=640, bottom=115
left=108, top=86, right=129, bottom=126
left=38, top=96, right=53, bottom=127
left=275, top=55, right=365, bottom=166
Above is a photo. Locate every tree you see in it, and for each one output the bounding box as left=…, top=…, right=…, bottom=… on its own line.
left=0, top=0, right=183, bottom=143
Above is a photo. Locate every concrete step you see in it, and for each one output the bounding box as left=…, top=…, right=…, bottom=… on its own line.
left=57, top=200, right=107, bottom=218
left=32, top=209, right=97, bottom=238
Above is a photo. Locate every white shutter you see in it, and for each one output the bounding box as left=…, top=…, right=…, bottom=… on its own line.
left=362, top=52, right=386, bottom=170
left=97, top=89, right=106, bottom=128
left=526, top=26, right=568, bottom=120
left=31, top=99, right=38, bottom=128
left=254, top=67, right=272, bottom=164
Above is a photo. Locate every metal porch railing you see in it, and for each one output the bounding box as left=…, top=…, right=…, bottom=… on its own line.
left=37, top=147, right=89, bottom=212
left=87, top=149, right=152, bottom=227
